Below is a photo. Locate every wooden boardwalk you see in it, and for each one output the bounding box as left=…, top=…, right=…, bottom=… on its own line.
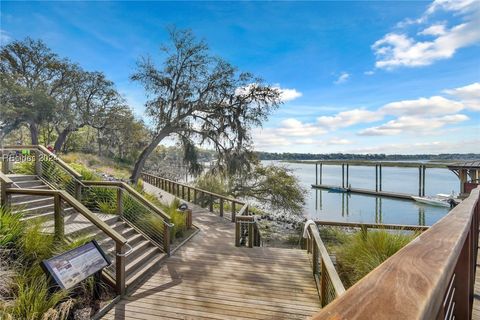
left=103, top=183, right=320, bottom=320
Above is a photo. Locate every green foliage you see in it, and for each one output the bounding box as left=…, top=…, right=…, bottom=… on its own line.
left=69, top=162, right=100, bottom=181
left=0, top=206, right=24, bottom=247
left=5, top=272, right=70, bottom=320
left=19, top=221, right=55, bottom=263
left=336, top=229, right=416, bottom=287
left=98, top=200, right=117, bottom=215
left=159, top=198, right=186, bottom=238
left=12, top=162, right=35, bottom=175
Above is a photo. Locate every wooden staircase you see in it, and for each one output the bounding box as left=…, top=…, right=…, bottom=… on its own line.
left=7, top=173, right=167, bottom=289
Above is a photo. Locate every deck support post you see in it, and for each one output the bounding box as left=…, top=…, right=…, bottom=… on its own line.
left=375, top=165, right=378, bottom=192
left=422, top=165, right=426, bottom=197
left=235, top=218, right=240, bottom=247
left=346, top=164, right=349, bottom=187
left=418, top=166, right=422, bottom=196
left=315, top=163, right=318, bottom=185
left=319, top=163, right=322, bottom=184
left=379, top=164, right=382, bottom=191
left=342, top=164, right=345, bottom=188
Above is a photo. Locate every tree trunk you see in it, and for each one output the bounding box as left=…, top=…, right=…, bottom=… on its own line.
left=29, top=123, right=39, bottom=145
left=130, top=130, right=170, bottom=183
left=54, top=128, right=71, bottom=153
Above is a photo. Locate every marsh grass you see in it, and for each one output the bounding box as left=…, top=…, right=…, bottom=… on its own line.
left=335, top=229, right=417, bottom=287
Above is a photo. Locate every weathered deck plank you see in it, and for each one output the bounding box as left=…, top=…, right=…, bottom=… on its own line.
left=104, top=182, right=320, bottom=319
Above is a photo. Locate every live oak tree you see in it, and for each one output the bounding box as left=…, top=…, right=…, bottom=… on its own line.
left=0, top=38, right=124, bottom=150
left=129, top=28, right=282, bottom=182
left=0, top=38, right=70, bottom=144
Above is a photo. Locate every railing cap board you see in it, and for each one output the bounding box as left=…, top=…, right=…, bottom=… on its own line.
left=315, top=220, right=429, bottom=231
left=82, top=180, right=171, bottom=222
left=0, top=172, right=13, bottom=184
left=5, top=187, right=127, bottom=244
left=311, top=187, right=480, bottom=320
left=2, top=145, right=82, bottom=179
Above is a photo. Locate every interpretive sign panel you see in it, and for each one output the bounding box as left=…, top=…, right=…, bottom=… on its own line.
left=41, top=240, right=111, bottom=289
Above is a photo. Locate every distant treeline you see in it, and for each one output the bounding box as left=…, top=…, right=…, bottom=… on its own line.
left=256, top=152, right=480, bottom=161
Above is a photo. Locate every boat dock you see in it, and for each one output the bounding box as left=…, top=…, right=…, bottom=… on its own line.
left=311, top=183, right=414, bottom=200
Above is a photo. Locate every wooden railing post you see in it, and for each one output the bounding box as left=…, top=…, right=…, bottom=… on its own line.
left=53, top=193, right=64, bottom=240
left=115, top=242, right=126, bottom=296
left=219, top=198, right=224, bottom=217
left=235, top=218, right=241, bottom=247
left=1, top=180, right=12, bottom=207
left=34, top=149, right=42, bottom=177
left=194, top=189, right=198, bottom=204
left=117, top=188, right=124, bottom=216
left=163, top=224, right=171, bottom=256
left=182, top=185, right=185, bottom=199
left=74, top=181, right=82, bottom=200
left=231, top=201, right=236, bottom=222
left=248, top=219, right=253, bottom=248
left=1, top=156, right=11, bottom=174
left=187, top=187, right=191, bottom=201
left=209, top=194, right=214, bottom=212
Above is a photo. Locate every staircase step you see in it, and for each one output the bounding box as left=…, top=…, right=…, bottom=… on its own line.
left=21, top=211, right=55, bottom=222
left=126, top=253, right=166, bottom=288
left=7, top=175, right=38, bottom=182
left=128, top=240, right=153, bottom=261
left=126, top=246, right=161, bottom=275
left=14, top=180, right=46, bottom=188
left=11, top=197, right=54, bottom=209
left=14, top=203, right=54, bottom=215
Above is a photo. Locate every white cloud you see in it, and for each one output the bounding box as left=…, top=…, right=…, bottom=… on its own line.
left=364, top=70, right=375, bottom=76
left=317, top=108, right=383, bottom=129
left=276, top=118, right=324, bottom=137
left=276, top=87, right=302, bottom=102
left=334, top=72, right=350, bottom=84
left=418, top=24, right=447, bottom=36
left=0, top=29, right=10, bottom=44
left=380, top=96, right=464, bottom=116
left=444, top=82, right=480, bottom=110
left=358, top=114, right=469, bottom=136
left=373, top=0, right=480, bottom=69
left=348, top=139, right=480, bottom=154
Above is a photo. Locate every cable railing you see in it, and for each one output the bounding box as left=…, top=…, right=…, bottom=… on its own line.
left=311, top=187, right=480, bottom=319
left=0, top=183, right=128, bottom=295
left=0, top=145, right=84, bottom=198
left=305, top=223, right=346, bottom=307
left=80, top=180, right=173, bottom=255
left=141, top=172, right=245, bottom=222
left=141, top=172, right=263, bottom=248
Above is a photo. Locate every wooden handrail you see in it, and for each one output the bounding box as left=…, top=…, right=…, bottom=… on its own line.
left=5, top=187, right=127, bottom=244
left=315, top=220, right=430, bottom=231
left=0, top=171, right=13, bottom=184
left=1, top=145, right=82, bottom=179
left=312, top=187, right=480, bottom=319
left=81, top=180, right=171, bottom=223
left=308, top=224, right=346, bottom=300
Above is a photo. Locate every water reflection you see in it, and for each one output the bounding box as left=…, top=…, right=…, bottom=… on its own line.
left=313, top=188, right=434, bottom=226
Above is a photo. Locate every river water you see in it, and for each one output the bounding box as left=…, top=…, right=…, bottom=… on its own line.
left=263, top=161, right=459, bottom=226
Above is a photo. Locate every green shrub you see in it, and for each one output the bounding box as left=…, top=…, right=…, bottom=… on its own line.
left=69, top=163, right=99, bottom=181
left=12, top=162, right=35, bottom=175
left=0, top=206, right=24, bottom=247
left=98, top=200, right=117, bottom=214
left=336, top=229, right=416, bottom=287
left=5, top=272, right=70, bottom=320
left=19, top=221, right=54, bottom=263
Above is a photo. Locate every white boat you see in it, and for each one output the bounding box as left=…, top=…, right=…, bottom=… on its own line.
left=436, top=192, right=457, bottom=200
left=412, top=196, right=451, bottom=208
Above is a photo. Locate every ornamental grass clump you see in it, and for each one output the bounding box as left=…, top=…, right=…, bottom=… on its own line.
left=336, top=229, right=417, bottom=288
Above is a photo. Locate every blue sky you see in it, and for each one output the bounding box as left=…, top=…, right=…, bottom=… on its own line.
left=1, top=1, right=479, bottom=154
